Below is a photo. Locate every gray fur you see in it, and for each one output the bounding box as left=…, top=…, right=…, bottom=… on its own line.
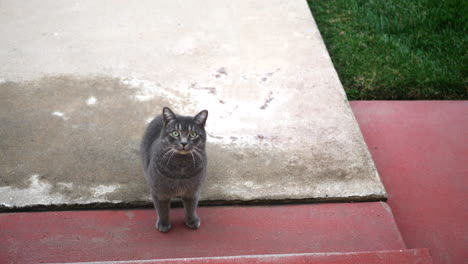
left=141, top=107, right=208, bottom=232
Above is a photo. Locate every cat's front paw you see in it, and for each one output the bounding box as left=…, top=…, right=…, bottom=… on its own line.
left=156, top=221, right=172, bottom=233
left=185, top=217, right=201, bottom=229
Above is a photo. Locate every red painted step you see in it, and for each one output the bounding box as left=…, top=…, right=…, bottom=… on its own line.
left=351, top=101, right=468, bottom=264
left=61, top=249, right=433, bottom=264
left=0, top=202, right=405, bottom=264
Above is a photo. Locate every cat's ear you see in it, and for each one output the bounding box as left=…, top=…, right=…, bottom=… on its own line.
left=162, top=107, right=176, bottom=126
left=193, top=110, right=208, bottom=127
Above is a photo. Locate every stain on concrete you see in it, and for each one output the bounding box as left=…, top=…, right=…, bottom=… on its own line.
left=189, top=83, right=217, bottom=95
left=259, top=91, right=274, bottom=110
left=259, top=69, right=280, bottom=83
left=0, top=75, right=173, bottom=202
left=214, top=67, right=227, bottom=78
left=207, top=133, right=223, bottom=139
left=86, top=96, right=98, bottom=105
left=202, top=141, right=378, bottom=201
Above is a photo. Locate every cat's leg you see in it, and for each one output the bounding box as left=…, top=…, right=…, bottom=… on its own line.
left=182, top=197, right=200, bottom=229
left=152, top=195, right=172, bottom=233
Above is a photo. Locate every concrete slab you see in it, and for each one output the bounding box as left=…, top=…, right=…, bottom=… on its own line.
left=0, top=0, right=385, bottom=210
left=0, top=202, right=406, bottom=263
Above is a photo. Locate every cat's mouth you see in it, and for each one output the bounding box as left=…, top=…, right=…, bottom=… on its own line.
left=177, top=150, right=191, bottom=155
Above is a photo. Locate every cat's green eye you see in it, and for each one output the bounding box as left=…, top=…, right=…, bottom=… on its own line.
left=171, top=130, right=180, bottom=137
left=189, top=131, right=198, bottom=138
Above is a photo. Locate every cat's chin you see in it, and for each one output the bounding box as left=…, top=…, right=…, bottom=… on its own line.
left=177, top=150, right=191, bottom=155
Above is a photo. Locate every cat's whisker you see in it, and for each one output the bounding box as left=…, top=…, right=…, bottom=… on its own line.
left=192, top=146, right=204, bottom=154
left=160, top=149, right=171, bottom=158
left=160, top=148, right=174, bottom=161
left=190, top=151, right=196, bottom=168
left=192, top=149, right=204, bottom=166
left=167, top=150, right=176, bottom=165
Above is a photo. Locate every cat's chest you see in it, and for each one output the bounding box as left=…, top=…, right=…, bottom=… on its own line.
left=156, top=153, right=203, bottom=178
left=169, top=166, right=201, bottom=179
left=176, top=167, right=190, bottom=175
left=156, top=161, right=201, bottom=179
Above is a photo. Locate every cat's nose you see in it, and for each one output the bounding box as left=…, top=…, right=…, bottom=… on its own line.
left=181, top=142, right=187, bottom=148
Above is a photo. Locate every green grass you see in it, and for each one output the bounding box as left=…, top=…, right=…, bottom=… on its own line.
left=307, top=0, right=468, bottom=100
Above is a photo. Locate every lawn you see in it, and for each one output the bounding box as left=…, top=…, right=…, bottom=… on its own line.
left=307, top=0, right=467, bottom=100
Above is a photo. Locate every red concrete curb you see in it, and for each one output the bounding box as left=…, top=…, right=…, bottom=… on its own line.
left=351, top=101, right=468, bottom=264
left=0, top=202, right=405, bottom=264
left=53, top=249, right=433, bottom=264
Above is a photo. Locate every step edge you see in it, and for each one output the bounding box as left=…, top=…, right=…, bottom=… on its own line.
left=48, top=248, right=432, bottom=264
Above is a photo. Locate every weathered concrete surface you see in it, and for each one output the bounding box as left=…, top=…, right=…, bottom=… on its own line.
left=0, top=0, right=386, bottom=210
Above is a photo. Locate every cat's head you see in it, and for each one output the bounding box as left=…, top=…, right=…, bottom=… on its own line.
left=161, top=107, right=208, bottom=155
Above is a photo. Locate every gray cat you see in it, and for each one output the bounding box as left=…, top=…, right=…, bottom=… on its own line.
left=141, top=107, right=208, bottom=232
